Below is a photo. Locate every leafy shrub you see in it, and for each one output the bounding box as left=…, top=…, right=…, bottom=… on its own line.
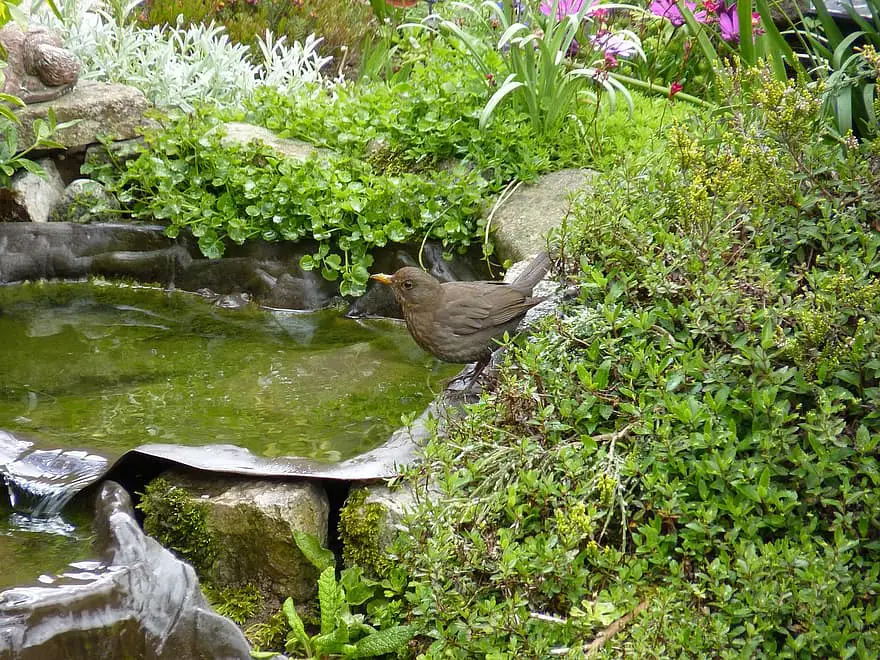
left=87, top=37, right=691, bottom=294
left=391, top=67, right=880, bottom=657
left=83, top=105, right=491, bottom=295
left=804, top=0, right=880, bottom=138
left=406, top=0, right=642, bottom=135
left=251, top=531, right=413, bottom=659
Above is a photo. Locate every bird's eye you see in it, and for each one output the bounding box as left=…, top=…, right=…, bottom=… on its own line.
left=403, top=280, right=414, bottom=290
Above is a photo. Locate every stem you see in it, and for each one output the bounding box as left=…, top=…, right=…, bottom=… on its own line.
left=608, top=72, right=715, bottom=109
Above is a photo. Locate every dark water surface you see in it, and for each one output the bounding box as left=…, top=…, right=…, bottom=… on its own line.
left=0, top=282, right=456, bottom=462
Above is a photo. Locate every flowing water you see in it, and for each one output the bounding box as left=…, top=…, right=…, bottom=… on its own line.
left=0, top=281, right=458, bottom=588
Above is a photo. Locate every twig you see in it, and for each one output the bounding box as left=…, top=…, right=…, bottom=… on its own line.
left=590, top=422, right=635, bottom=445
left=483, top=179, right=523, bottom=277
left=529, top=611, right=568, bottom=625
left=583, top=600, right=648, bottom=655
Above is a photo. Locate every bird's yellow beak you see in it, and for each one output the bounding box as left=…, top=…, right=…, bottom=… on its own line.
left=370, top=273, right=393, bottom=285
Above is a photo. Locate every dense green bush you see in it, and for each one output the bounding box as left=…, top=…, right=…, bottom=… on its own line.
left=86, top=38, right=690, bottom=294
left=390, top=68, right=880, bottom=657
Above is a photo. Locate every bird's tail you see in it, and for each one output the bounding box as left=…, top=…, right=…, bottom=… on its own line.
left=511, top=251, right=551, bottom=292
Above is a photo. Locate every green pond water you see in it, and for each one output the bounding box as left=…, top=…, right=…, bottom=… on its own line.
left=0, top=282, right=457, bottom=462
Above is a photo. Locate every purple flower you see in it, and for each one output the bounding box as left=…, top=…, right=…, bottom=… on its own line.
left=540, top=0, right=589, bottom=21
left=717, top=2, right=740, bottom=42
left=591, top=31, right=640, bottom=58
left=649, top=0, right=707, bottom=26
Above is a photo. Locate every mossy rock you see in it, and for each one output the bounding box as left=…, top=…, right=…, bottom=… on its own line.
left=140, top=470, right=329, bottom=618
left=339, top=483, right=423, bottom=578
left=49, top=178, right=120, bottom=223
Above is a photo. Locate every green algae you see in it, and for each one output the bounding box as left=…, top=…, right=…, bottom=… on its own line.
left=0, top=282, right=458, bottom=462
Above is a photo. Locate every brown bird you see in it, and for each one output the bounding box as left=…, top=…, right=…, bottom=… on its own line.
left=370, top=252, right=551, bottom=382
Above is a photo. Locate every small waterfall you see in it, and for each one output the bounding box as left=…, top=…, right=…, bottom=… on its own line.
left=0, top=430, right=108, bottom=532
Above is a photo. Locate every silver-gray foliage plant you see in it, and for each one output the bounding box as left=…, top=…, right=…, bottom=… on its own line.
left=33, top=0, right=334, bottom=111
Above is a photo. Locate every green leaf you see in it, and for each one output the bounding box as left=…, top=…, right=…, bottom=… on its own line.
left=313, top=624, right=351, bottom=655
left=281, top=597, right=310, bottom=654
left=678, top=0, right=719, bottom=65
left=351, top=625, right=414, bottom=658
left=737, top=0, right=755, bottom=66
left=318, top=566, right=343, bottom=635
left=480, top=74, right=524, bottom=130
left=293, top=530, right=336, bottom=572
left=758, top=466, right=771, bottom=496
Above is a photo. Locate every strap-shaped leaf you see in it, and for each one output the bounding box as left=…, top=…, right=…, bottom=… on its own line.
left=479, top=74, right=524, bottom=129
left=282, top=597, right=311, bottom=655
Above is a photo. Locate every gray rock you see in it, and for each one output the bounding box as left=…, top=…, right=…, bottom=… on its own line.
left=0, top=481, right=251, bottom=660
left=361, top=483, right=421, bottom=551
left=84, top=138, right=146, bottom=171
left=489, top=168, right=596, bottom=263
left=0, top=222, right=494, bottom=311
left=156, top=471, right=330, bottom=615
left=49, top=178, right=120, bottom=223
left=221, top=122, right=318, bottom=161
left=14, top=81, right=154, bottom=150
left=0, top=159, right=65, bottom=223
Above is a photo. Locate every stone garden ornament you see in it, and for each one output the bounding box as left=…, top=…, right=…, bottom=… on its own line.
left=0, top=24, right=80, bottom=104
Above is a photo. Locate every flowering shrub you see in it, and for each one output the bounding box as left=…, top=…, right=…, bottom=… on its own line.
left=407, top=0, right=643, bottom=135
left=648, top=0, right=761, bottom=44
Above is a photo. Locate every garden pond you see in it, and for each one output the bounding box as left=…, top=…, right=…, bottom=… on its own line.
left=0, top=281, right=457, bottom=589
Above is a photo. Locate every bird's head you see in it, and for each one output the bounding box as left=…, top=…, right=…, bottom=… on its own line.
left=370, top=267, right=441, bottom=307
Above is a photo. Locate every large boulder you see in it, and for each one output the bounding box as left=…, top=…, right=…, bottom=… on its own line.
left=339, top=484, right=420, bottom=576
left=0, top=481, right=251, bottom=660
left=144, top=471, right=330, bottom=616
left=489, top=168, right=595, bottom=263
left=13, top=81, right=153, bottom=150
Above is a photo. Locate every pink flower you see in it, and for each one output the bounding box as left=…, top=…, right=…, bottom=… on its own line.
left=540, top=0, right=589, bottom=20
left=669, top=81, right=683, bottom=97
left=717, top=1, right=739, bottom=42
left=649, top=0, right=707, bottom=26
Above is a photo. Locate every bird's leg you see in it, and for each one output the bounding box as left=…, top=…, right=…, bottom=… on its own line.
left=446, top=358, right=489, bottom=392
left=461, top=357, right=491, bottom=392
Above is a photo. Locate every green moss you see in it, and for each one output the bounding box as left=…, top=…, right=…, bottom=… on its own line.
left=338, top=487, right=389, bottom=577
left=203, top=582, right=263, bottom=625
left=138, top=477, right=217, bottom=575
left=245, top=609, right=289, bottom=653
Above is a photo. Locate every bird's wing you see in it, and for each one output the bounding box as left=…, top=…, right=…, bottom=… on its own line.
left=437, top=284, right=535, bottom=335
